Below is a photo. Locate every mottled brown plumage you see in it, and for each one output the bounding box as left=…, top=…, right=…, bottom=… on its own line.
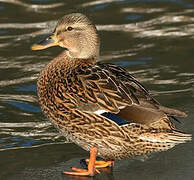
left=32, top=13, right=191, bottom=176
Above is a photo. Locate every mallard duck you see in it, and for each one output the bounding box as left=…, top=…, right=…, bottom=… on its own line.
left=31, top=13, right=191, bottom=176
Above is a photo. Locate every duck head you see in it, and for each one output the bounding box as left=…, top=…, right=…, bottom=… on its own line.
left=31, top=13, right=100, bottom=59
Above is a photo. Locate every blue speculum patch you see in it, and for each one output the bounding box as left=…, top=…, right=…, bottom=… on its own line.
left=101, top=112, right=129, bottom=126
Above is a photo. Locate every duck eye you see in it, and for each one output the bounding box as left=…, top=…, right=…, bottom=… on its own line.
left=67, top=26, right=73, bottom=31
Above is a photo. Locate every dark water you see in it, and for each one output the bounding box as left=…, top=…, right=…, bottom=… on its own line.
left=0, top=0, right=194, bottom=179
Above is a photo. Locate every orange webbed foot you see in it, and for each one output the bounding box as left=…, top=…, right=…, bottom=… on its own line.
left=64, top=167, right=100, bottom=176
left=64, top=147, right=100, bottom=176
left=85, top=159, right=114, bottom=168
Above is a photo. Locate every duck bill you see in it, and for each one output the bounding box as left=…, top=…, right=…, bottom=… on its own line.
left=31, top=34, right=58, bottom=50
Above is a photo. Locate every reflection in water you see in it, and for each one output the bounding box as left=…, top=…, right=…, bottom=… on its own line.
left=0, top=76, right=37, bottom=86
left=100, top=44, right=154, bottom=61
left=122, top=7, right=165, bottom=13
left=0, top=0, right=64, bottom=9
left=98, top=14, right=194, bottom=37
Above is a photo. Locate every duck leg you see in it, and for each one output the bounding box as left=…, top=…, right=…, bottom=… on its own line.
left=85, top=159, right=114, bottom=168
left=64, top=147, right=100, bottom=176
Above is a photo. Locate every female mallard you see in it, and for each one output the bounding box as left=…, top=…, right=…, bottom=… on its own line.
left=32, top=13, right=191, bottom=176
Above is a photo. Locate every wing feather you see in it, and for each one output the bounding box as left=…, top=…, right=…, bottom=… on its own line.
left=77, top=63, right=157, bottom=113
left=63, top=62, right=186, bottom=128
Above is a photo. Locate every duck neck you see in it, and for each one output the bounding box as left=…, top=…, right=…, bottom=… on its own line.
left=50, top=51, right=97, bottom=71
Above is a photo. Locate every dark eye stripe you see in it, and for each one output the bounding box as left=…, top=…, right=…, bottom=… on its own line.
left=56, top=26, right=83, bottom=37
left=56, top=28, right=74, bottom=36
left=56, top=30, right=63, bottom=36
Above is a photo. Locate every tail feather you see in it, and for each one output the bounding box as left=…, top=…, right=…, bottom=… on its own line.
left=167, top=131, right=192, bottom=143
left=139, top=129, right=192, bottom=152
left=122, top=123, right=191, bottom=156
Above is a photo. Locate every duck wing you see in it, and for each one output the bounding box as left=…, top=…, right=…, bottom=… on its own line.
left=72, top=63, right=185, bottom=127
left=60, top=62, right=191, bottom=156
left=79, top=63, right=158, bottom=112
